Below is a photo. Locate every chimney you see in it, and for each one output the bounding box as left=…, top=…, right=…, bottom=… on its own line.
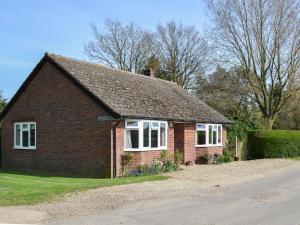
left=143, top=68, right=155, bottom=78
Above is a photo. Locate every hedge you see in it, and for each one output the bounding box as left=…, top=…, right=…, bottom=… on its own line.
left=247, top=130, right=300, bottom=159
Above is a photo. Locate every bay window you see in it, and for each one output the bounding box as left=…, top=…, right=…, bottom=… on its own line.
left=14, top=122, right=36, bottom=149
left=125, top=120, right=168, bottom=150
left=196, top=124, right=222, bottom=146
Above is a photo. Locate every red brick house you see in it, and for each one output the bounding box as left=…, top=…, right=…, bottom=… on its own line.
left=0, top=53, right=231, bottom=178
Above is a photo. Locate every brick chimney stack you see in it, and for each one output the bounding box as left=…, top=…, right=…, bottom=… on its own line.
left=143, top=68, right=155, bottom=78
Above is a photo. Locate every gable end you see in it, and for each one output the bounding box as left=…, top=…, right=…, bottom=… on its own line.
left=0, top=54, right=120, bottom=121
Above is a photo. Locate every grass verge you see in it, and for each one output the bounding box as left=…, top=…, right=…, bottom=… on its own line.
left=0, top=170, right=169, bottom=206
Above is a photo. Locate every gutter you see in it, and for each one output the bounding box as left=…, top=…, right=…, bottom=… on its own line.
left=112, top=117, right=122, bottom=178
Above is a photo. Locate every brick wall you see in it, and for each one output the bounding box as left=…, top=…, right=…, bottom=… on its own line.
left=113, top=121, right=175, bottom=176
left=1, top=61, right=112, bottom=177
left=174, top=123, right=227, bottom=164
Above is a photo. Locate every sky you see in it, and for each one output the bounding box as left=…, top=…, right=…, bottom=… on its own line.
left=0, top=0, right=210, bottom=100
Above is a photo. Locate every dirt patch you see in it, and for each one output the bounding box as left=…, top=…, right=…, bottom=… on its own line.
left=1, top=159, right=299, bottom=224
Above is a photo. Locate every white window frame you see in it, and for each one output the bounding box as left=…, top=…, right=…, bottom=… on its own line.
left=124, top=119, right=168, bottom=151
left=14, top=122, right=36, bottom=150
left=195, top=123, right=222, bottom=147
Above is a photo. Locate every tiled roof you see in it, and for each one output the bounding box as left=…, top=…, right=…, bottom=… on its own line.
left=47, top=53, right=231, bottom=123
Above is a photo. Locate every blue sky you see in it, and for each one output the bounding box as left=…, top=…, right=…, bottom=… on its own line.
left=0, top=0, right=209, bottom=100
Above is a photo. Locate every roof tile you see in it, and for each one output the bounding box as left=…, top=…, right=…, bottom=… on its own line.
left=47, top=53, right=231, bottom=123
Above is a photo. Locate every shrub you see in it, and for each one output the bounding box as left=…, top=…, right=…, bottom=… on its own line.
left=174, top=149, right=184, bottom=167
left=129, top=151, right=181, bottom=176
left=247, top=130, right=300, bottom=159
left=138, top=159, right=164, bottom=175
left=121, top=152, right=134, bottom=175
left=160, top=150, right=171, bottom=163
left=217, top=150, right=234, bottom=163
left=198, top=153, right=220, bottom=164
left=228, top=117, right=256, bottom=143
left=162, top=160, right=178, bottom=172
left=159, top=150, right=180, bottom=172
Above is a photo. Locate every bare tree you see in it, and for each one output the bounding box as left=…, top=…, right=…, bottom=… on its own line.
left=208, top=0, right=300, bottom=129
left=155, top=21, right=209, bottom=89
left=85, top=19, right=154, bottom=73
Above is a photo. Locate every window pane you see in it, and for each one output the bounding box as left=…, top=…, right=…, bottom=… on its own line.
left=126, top=121, right=139, bottom=127
left=197, top=130, right=206, bottom=145
left=197, top=124, right=205, bottom=130
left=151, top=130, right=158, bottom=148
left=15, top=124, right=21, bottom=146
left=152, top=122, right=159, bottom=128
left=143, top=122, right=149, bottom=147
left=213, top=130, right=217, bottom=144
left=22, top=130, right=29, bottom=147
left=160, top=123, right=166, bottom=147
left=23, top=124, right=28, bottom=129
left=30, top=124, right=36, bottom=147
left=125, top=130, right=139, bottom=149
left=218, top=126, right=222, bottom=144
left=208, top=125, right=213, bottom=144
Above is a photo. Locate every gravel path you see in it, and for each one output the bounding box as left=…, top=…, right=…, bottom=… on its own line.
left=0, top=159, right=299, bottom=224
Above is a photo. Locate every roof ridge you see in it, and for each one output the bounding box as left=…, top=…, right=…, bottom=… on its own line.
left=45, top=52, right=178, bottom=86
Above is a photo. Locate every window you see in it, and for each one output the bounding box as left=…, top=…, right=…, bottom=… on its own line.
left=160, top=122, right=166, bottom=147
left=125, top=120, right=168, bottom=150
left=196, top=124, right=206, bottom=145
left=125, top=121, right=139, bottom=149
left=143, top=122, right=150, bottom=147
left=14, top=122, right=36, bottom=149
left=196, top=124, right=222, bottom=146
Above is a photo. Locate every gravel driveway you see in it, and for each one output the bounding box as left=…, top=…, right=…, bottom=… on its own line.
left=0, top=159, right=299, bottom=224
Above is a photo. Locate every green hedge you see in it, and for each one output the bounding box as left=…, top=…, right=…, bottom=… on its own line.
left=247, top=130, right=300, bottom=159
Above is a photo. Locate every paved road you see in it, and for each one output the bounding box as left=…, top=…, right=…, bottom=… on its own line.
left=49, top=166, right=300, bottom=225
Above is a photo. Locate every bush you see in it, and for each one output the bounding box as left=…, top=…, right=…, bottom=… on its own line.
left=162, top=160, right=178, bottom=172
left=217, top=150, right=234, bottom=163
left=198, top=153, right=220, bottom=164
left=121, top=152, right=134, bottom=175
left=128, top=150, right=181, bottom=176
left=174, top=149, right=184, bottom=167
left=160, top=150, right=171, bottom=163
left=146, top=159, right=164, bottom=174
left=247, top=130, right=300, bottom=159
left=228, top=117, right=256, bottom=143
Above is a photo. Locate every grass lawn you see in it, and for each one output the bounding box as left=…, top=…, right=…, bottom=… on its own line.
left=0, top=170, right=169, bottom=206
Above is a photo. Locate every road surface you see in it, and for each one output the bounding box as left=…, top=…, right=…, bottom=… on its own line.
left=49, top=165, right=300, bottom=225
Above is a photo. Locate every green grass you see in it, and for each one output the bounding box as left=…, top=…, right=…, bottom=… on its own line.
left=0, top=170, right=169, bottom=206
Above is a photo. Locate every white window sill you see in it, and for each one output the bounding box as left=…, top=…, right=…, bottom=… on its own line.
left=124, top=148, right=168, bottom=152
left=13, top=147, right=36, bottom=150
left=195, top=145, right=223, bottom=148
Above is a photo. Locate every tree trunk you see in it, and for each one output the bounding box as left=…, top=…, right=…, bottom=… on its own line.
left=261, top=116, right=276, bottom=130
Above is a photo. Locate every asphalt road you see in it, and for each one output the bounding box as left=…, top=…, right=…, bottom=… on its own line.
left=49, top=166, right=300, bottom=225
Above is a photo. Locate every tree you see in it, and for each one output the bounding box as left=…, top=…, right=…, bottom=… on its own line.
left=274, top=81, right=300, bottom=129
left=208, top=0, right=300, bottom=129
left=196, top=66, right=252, bottom=118
left=85, top=19, right=154, bottom=73
left=0, top=91, right=6, bottom=112
left=155, top=21, right=209, bottom=89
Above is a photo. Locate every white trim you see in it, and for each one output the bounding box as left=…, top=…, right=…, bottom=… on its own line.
left=13, top=122, right=36, bottom=150
left=195, top=145, right=224, bottom=148
left=196, top=123, right=223, bottom=147
left=124, top=119, right=168, bottom=151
